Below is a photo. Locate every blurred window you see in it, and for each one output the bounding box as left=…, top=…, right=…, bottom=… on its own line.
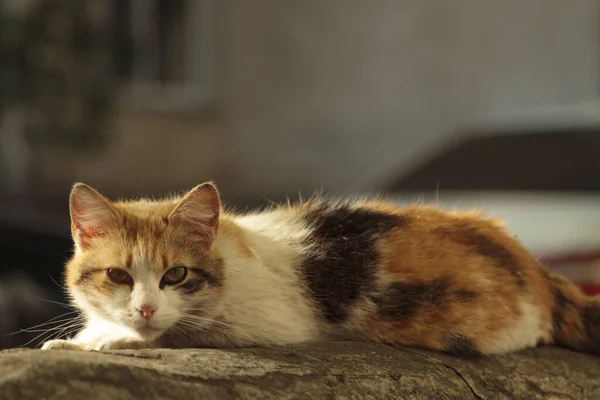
left=110, top=0, right=217, bottom=110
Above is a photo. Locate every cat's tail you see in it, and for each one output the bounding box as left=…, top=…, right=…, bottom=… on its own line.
left=545, top=269, right=600, bottom=354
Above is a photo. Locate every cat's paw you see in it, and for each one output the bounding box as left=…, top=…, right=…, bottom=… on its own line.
left=41, top=340, right=89, bottom=351
left=95, top=337, right=152, bottom=351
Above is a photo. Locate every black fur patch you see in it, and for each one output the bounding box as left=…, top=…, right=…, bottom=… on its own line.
left=542, top=269, right=578, bottom=347
left=299, top=204, right=406, bottom=323
left=445, top=335, right=481, bottom=357
left=580, top=304, right=600, bottom=353
left=549, top=283, right=590, bottom=352
left=437, top=226, right=524, bottom=287
left=454, top=289, right=478, bottom=301
left=550, top=285, right=570, bottom=343
left=374, top=279, right=449, bottom=320
left=190, top=267, right=221, bottom=286
left=75, top=268, right=103, bottom=285
left=178, top=278, right=205, bottom=294
left=542, top=267, right=569, bottom=286
left=177, top=267, right=221, bottom=294
left=544, top=273, right=600, bottom=353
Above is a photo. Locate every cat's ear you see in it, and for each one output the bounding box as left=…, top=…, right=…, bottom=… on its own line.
left=69, top=183, right=120, bottom=251
left=169, top=182, right=220, bottom=248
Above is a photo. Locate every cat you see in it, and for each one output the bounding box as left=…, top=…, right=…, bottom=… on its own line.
left=41, top=182, right=600, bottom=356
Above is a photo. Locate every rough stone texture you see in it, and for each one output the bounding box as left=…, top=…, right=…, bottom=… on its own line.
left=1, top=342, right=599, bottom=399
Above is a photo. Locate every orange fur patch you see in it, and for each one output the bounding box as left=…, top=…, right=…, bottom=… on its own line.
left=219, top=217, right=255, bottom=258
left=360, top=203, right=554, bottom=352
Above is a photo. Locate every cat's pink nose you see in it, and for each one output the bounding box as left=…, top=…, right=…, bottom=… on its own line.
left=137, top=305, right=157, bottom=319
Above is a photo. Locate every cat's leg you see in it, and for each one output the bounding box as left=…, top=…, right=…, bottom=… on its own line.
left=93, top=337, right=158, bottom=350
left=42, top=336, right=157, bottom=351
left=41, top=339, right=91, bottom=351
left=41, top=326, right=100, bottom=351
left=42, top=319, right=155, bottom=351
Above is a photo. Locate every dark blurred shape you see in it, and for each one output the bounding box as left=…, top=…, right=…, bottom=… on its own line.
left=111, top=0, right=187, bottom=83
left=0, top=0, right=117, bottom=200
left=111, top=0, right=134, bottom=80
left=389, top=127, right=600, bottom=192
left=0, top=222, right=72, bottom=350
left=2, top=223, right=71, bottom=285
left=0, top=272, right=66, bottom=349
left=0, top=0, right=116, bottom=153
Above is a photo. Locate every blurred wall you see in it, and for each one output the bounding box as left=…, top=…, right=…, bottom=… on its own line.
left=31, top=0, right=600, bottom=199
left=221, top=0, right=600, bottom=197
left=37, top=111, right=225, bottom=197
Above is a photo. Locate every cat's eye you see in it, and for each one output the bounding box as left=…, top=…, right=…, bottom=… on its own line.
left=107, top=268, right=133, bottom=285
left=162, top=266, right=188, bottom=285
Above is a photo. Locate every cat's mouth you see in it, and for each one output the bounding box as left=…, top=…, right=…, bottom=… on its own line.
left=134, top=325, right=163, bottom=339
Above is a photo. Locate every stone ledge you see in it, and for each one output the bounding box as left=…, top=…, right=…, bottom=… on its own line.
left=1, top=342, right=599, bottom=399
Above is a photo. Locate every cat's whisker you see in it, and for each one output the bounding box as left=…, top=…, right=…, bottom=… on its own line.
left=23, top=315, right=83, bottom=331
left=176, top=319, right=231, bottom=335
left=45, top=271, right=69, bottom=294
left=18, top=319, right=85, bottom=335
left=19, top=325, right=79, bottom=334
left=177, top=317, right=223, bottom=330
left=179, top=313, right=235, bottom=328
left=43, top=318, right=85, bottom=342
left=180, top=317, right=234, bottom=328
left=185, top=313, right=260, bottom=329
left=5, top=312, right=81, bottom=335
left=45, top=323, right=82, bottom=342
left=176, top=320, right=248, bottom=341
left=34, top=296, right=76, bottom=310
left=178, top=319, right=233, bottom=333
left=27, top=317, right=84, bottom=337
left=53, top=324, right=85, bottom=343
left=29, top=316, right=83, bottom=335
left=17, top=315, right=83, bottom=335
left=35, top=326, right=81, bottom=347
left=166, top=324, right=188, bottom=340
left=22, top=319, right=84, bottom=348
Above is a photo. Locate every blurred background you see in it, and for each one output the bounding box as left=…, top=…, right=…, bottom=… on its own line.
left=1, top=0, right=600, bottom=349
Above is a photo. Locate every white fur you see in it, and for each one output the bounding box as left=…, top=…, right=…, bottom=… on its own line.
left=483, top=299, right=548, bottom=354
left=218, top=208, right=321, bottom=345
left=67, top=252, right=185, bottom=344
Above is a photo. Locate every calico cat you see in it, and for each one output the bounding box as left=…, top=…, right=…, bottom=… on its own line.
left=42, top=182, right=600, bottom=355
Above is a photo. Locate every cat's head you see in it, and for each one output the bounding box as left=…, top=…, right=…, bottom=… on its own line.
left=65, top=182, right=225, bottom=340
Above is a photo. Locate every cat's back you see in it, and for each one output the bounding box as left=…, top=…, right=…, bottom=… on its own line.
left=235, top=196, right=511, bottom=256
left=299, top=196, right=511, bottom=256
left=226, top=195, right=555, bottom=353
left=287, top=199, right=515, bottom=321
left=235, top=197, right=413, bottom=245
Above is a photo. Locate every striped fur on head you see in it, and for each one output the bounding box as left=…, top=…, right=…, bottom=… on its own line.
left=65, top=183, right=225, bottom=342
